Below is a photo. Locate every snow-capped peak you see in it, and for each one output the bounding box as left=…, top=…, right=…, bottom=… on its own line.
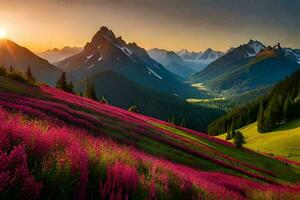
left=197, top=48, right=225, bottom=62
left=283, top=48, right=300, bottom=64
left=246, top=40, right=265, bottom=57
left=177, top=49, right=190, bottom=56
left=176, top=49, right=203, bottom=62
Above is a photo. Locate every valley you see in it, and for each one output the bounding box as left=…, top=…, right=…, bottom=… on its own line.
left=1, top=2, right=300, bottom=198
left=1, top=74, right=300, bottom=199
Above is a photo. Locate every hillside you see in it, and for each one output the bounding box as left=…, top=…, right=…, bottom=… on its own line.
left=208, top=68, right=300, bottom=135
left=217, top=121, right=300, bottom=162
left=0, top=39, right=71, bottom=85
left=191, top=40, right=265, bottom=84
left=38, top=46, right=83, bottom=63
left=74, top=70, right=223, bottom=131
left=1, top=75, right=300, bottom=199
left=191, top=41, right=300, bottom=95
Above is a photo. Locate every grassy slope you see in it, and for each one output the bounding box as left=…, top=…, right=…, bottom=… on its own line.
left=75, top=70, right=223, bottom=132
left=217, top=121, right=300, bottom=162
left=1, top=76, right=300, bottom=185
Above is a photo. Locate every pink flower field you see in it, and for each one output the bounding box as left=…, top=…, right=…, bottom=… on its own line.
left=0, top=82, right=300, bottom=199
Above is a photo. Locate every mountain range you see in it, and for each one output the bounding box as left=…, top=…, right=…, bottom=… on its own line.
left=53, top=26, right=221, bottom=131
left=148, top=48, right=224, bottom=79
left=191, top=40, right=300, bottom=95
left=0, top=39, right=70, bottom=85
left=178, top=48, right=225, bottom=64
left=56, top=26, right=206, bottom=99
left=38, top=46, right=83, bottom=63
left=1, top=27, right=299, bottom=131
left=0, top=28, right=225, bottom=132
left=147, top=48, right=196, bottom=79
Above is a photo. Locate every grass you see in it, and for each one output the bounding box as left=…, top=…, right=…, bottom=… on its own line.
left=153, top=122, right=300, bottom=183
left=217, top=121, right=300, bottom=162
left=1, top=75, right=300, bottom=199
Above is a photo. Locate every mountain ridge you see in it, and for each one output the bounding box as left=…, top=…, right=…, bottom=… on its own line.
left=57, top=26, right=207, bottom=98
left=191, top=40, right=300, bottom=95
left=38, top=46, right=83, bottom=63
left=0, top=39, right=72, bottom=85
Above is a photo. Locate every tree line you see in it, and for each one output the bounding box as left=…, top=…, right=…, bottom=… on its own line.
left=208, top=69, right=300, bottom=135
left=0, top=65, right=36, bottom=83
left=0, top=65, right=224, bottom=132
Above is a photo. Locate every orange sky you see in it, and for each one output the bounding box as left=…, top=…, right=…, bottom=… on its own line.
left=1, top=0, right=299, bottom=53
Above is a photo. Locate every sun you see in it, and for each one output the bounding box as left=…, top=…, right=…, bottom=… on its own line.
left=0, top=28, right=7, bottom=38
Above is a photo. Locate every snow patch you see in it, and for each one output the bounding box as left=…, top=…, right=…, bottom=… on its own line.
left=247, top=42, right=264, bottom=57
left=247, top=52, right=256, bottom=57
left=284, top=48, right=300, bottom=62
left=147, top=67, right=163, bottom=80
left=86, top=54, right=94, bottom=60
left=114, top=44, right=137, bottom=63
left=120, top=46, right=132, bottom=56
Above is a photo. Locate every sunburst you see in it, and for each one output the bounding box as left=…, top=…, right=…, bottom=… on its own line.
left=0, top=28, right=7, bottom=38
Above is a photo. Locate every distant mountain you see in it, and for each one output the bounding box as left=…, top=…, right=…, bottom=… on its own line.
left=191, top=40, right=266, bottom=83
left=38, top=46, right=83, bottom=63
left=191, top=40, right=300, bottom=95
left=57, top=26, right=206, bottom=98
left=0, top=39, right=71, bottom=85
left=196, top=48, right=225, bottom=64
left=147, top=48, right=196, bottom=79
left=177, top=48, right=224, bottom=64
left=147, top=48, right=183, bottom=66
left=176, top=48, right=224, bottom=71
left=177, top=49, right=202, bottom=60
left=283, top=48, right=300, bottom=64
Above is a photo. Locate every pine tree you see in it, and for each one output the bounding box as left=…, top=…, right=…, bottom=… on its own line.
left=67, top=81, right=74, bottom=93
left=265, top=98, right=281, bottom=131
left=85, top=79, right=90, bottom=97
left=9, top=65, right=13, bottom=72
left=263, top=106, right=273, bottom=132
left=225, top=129, right=232, bottom=140
left=0, top=66, right=7, bottom=76
left=86, top=84, right=97, bottom=100
left=56, top=72, right=68, bottom=91
left=283, top=96, right=293, bottom=121
left=231, top=129, right=236, bottom=139
left=233, top=131, right=245, bottom=148
left=100, top=96, right=108, bottom=104
left=257, top=102, right=265, bottom=133
left=180, top=118, right=186, bottom=127
left=26, top=65, right=35, bottom=82
left=128, top=105, right=139, bottom=113
left=170, top=115, right=176, bottom=125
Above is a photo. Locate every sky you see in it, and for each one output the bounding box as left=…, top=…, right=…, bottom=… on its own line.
left=0, top=0, right=299, bottom=53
